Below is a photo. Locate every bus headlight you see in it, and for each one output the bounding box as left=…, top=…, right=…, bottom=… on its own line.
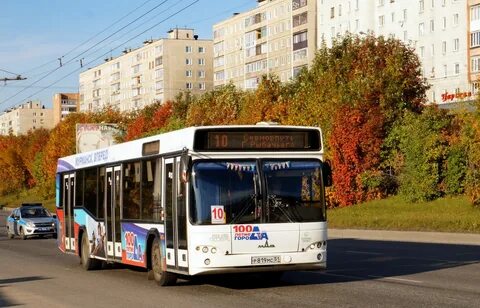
left=211, top=247, right=217, bottom=254
left=202, top=246, right=209, bottom=253
left=204, top=258, right=211, bottom=265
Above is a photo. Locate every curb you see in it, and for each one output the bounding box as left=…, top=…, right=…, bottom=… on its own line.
left=329, top=228, right=480, bottom=246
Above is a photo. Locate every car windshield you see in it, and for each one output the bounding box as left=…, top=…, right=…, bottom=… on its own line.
left=189, top=160, right=326, bottom=225
left=21, top=207, right=50, bottom=218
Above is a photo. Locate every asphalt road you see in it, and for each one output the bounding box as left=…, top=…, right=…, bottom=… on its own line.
left=1, top=210, right=480, bottom=308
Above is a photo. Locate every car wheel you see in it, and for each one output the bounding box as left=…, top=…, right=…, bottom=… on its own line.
left=151, top=237, right=176, bottom=286
left=7, top=227, right=14, bottom=239
left=20, top=228, right=27, bottom=240
left=81, top=232, right=101, bottom=270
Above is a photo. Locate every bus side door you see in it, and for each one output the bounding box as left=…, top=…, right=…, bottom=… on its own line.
left=164, top=157, right=189, bottom=272
left=105, top=165, right=122, bottom=261
left=63, top=173, right=76, bottom=253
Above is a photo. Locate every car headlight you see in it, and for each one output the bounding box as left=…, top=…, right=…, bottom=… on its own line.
left=26, top=221, right=35, bottom=228
left=51, top=222, right=56, bottom=228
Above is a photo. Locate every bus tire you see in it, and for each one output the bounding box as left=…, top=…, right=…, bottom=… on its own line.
left=81, top=232, right=101, bottom=271
left=20, top=228, right=27, bottom=240
left=151, top=237, right=177, bottom=286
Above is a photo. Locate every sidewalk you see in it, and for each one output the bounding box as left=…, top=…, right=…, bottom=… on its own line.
left=329, top=228, right=480, bottom=246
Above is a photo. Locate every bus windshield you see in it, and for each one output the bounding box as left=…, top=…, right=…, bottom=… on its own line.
left=189, top=160, right=326, bottom=225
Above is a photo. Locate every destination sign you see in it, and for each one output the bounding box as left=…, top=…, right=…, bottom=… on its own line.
left=194, top=128, right=321, bottom=151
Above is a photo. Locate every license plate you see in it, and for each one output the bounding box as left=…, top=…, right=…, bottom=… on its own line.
left=39, top=228, right=49, bottom=231
left=251, top=256, right=281, bottom=265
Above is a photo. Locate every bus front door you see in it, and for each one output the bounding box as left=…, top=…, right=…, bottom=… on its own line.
left=63, top=173, right=75, bottom=253
left=164, top=158, right=189, bottom=272
left=105, top=166, right=122, bottom=261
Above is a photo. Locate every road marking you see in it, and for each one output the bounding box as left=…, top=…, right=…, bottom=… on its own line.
left=368, top=275, right=422, bottom=284
left=345, top=250, right=384, bottom=256
left=322, top=272, right=422, bottom=284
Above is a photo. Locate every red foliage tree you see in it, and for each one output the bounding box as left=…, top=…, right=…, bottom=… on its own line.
left=330, top=105, right=385, bottom=206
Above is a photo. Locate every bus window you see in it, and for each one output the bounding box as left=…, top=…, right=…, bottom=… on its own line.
left=98, top=168, right=105, bottom=219
left=142, top=158, right=160, bottom=220
left=263, top=160, right=325, bottom=222
left=75, top=170, right=84, bottom=207
left=84, top=168, right=98, bottom=217
left=190, top=161, right=259, bottom=225
left=123, top=162, right=141, bottom=219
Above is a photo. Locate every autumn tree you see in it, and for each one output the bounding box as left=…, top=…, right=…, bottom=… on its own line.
left=237, top=75, right=290, bottom=124
left=287, top=33, right=428, bottom=206
left=186, top=83, right=244, bottom=126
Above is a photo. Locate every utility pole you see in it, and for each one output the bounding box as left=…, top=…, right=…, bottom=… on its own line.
left=1, top=75, right=27, bottom=85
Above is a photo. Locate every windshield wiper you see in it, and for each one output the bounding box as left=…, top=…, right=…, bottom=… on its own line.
left=267, top=194, right=299, bottom=222
left=230, top=194, right=257, bottom=224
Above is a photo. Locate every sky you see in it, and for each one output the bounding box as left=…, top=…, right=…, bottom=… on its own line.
left=0, top=0, right=256, bottom=111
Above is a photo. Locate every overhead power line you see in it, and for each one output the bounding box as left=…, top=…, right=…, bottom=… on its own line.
left=0, top=0, right=171, bottom=106
left=9, top=0, right=200, bottom=107
left=19, top=0, right=154, bottom=76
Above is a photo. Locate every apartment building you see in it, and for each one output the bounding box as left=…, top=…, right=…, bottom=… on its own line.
left=213, top=0, right=317, bottom=89
left=0, top=101, right=54, bottom=136
left=469, top=0, right=480, bottom=91
left=53, top=93, right=79, bottom=126
left=79, top=28, right=213, bottom=112
left=319, top=0, right=471, bottom=105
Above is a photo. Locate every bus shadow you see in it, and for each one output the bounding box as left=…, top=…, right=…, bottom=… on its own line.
left=185, top=238, right=480, bottom=290
left=0, top=276, right=51, bottom=307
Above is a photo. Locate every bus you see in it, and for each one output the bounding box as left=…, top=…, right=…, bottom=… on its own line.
left=56, top=124, right=332, bottom=286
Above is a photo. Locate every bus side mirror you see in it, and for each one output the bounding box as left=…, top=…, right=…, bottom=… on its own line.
left=322, top=160, right=333, bottom=187
left=180, top=153, right=192, bottom=183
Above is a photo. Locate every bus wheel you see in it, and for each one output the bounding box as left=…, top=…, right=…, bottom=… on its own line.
left=81, top=233, right=101, bottom=270
left=151, top=237, right=177, bottom=286
left=20, top=228, right=27, bottom=240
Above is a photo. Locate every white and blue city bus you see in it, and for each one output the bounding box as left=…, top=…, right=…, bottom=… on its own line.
left=56, top=124, right=332, bottom=286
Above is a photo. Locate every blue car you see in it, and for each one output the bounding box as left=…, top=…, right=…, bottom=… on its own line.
left=6, top=203, right=57, bottom=240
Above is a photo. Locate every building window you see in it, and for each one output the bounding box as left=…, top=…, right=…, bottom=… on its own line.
left=430, top=19, right=434, bottom=32
left=419, top=0, right=424, bottom=12
left=198, top=58, right=205, bottom=65
left=214, top=70, right=225, bottom=81
left=186, top=58, right=192, bottom=65
left=185, top=46, right=192, bottom=53
left=198, top=46, right=205, bottom=53
left=471, top=31, right=480, bottom=48
left=471, top=5, right=480, bottom=22
left=293, top=31, right=308, bottom=50
left=292, top=0, right=307, bottom=10
left=379, top=15, right=385, bottom=27
left=293, top=12, right=308, bottom=27
left=198, top=82, right=206, bottom=90
left=453, top=13, right=458, bottom=26
left=186, top=82, right=193, bottom=89
left=155, top=81, right=163, bottom=91
left=419, top=23, right=424, bottom=36
left=442, top=17, right=446, bottom=30
left=453, top=38, right=459, bottom=51
left=186, top=70, right=192, bottom=77
left=454, top=63, right=460, bottom=75
left=472, top=56, right=480, bottom=73
left=330, top=7, right=335, bottom=19
left=198, top=70, right=205, bottom=78
left=442, top=41, right=446, bottom=54
left=443, top=65, right=448, bottom=77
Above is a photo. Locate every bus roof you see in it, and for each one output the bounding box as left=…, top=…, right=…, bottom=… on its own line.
left=57, top=125, right=323, bottom=173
